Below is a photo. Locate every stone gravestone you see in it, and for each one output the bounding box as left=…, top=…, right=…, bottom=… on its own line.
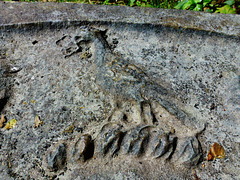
left=0, top=2, right=239, bottom=179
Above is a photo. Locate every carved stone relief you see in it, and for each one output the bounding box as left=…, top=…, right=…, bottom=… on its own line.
left=0, top=18, right=239, bottom=179
left=44, top=27, right=205, bottom=173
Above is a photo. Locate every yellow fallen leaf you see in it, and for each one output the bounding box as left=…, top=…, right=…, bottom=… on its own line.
left=170, top=126, right=175, bottom=134
left=23, top=102, right=28, bottom=105
left=0, top=115, right=6, bottom=128
left=62, top=124, right=74, bottom=134
left=31, top=100, right=36, bottom=103
left=5, top=119, right=17, bottom=130
left=34, top=115, right=44, bottom=128
left=8, top=156, right=11, bottom=168
left=207, top=142, right=225, bottom=161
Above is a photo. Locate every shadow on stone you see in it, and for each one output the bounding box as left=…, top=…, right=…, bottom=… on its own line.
left=0, top=97, right=9, bottom=112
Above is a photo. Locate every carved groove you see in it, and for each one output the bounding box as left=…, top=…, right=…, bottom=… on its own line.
left=122, top=125, right=150, bottom=156
left=72, top=134, right=94, bottom=161
left=150, top=131, right=177, bottom=159
left=96, top=123, right=125, bottom=157
left=0, top=96, right=9, bottom=112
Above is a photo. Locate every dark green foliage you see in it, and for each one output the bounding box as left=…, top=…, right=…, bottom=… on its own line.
left=125, top=0, right=178, bottom=8
left=80, top=0, right=178, bottom=9
left=174, top=0, right=239, bottom=14
left=11, top=0, right=240, bottom=14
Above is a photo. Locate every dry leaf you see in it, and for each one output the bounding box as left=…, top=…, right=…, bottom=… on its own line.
left=62, top=124, right=74, bottom=134
left=8, top=156, right=11, bottom=168
left=5, top=119, right=17, bottom=130
left=170, top=126, right=175, bottom=134
left=34, top=115, right=44, bottom=128
left=0, top=115, right=6, bottom=128
left=31, top=100, right=36, bottom=103
left=207, top=142, right=225, bottom=161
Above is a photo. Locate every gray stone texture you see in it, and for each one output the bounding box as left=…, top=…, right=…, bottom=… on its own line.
left=0, top=1, right=239, bottom=180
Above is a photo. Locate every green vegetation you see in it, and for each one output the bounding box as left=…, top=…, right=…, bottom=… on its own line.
left=11, top=0, right=240, bottom=14
left=175, top=0, right=239, bottom=14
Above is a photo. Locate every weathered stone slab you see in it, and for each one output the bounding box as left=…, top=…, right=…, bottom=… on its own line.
left=0, top=2, right=239, bottom=180
left=1, top=1, right=240, bottom=36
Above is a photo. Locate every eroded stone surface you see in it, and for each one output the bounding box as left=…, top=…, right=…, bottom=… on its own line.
left=150, top=130, right=177, bottom=159
left=72, top=134, right=94, bottom=161
left=96, top=123, right=124, bottom=157
left=47, top=143, right=66, bottom=172
left=0, top=3, right=239, bottom=180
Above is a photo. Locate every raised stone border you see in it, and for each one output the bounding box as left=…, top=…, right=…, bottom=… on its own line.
left=0, top=2, right=240, bottom=36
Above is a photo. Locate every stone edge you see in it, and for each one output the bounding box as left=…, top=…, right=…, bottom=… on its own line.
left=0, top=2, right=240, bottom=36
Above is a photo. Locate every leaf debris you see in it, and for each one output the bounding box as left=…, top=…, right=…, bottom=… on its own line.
left=34, top=115, right=44, bottom=128
left=31, top=100, right=36, bottom=103
left=207, top=142, right=225, bottom=161
left=5, top=119, right=17, bottom=130
left=0, top=115, right=6, bottom=128
left=62, top=124, right=75, bottom=134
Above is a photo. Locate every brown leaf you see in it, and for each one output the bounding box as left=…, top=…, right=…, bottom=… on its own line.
left=0, top=115, right=6, bottom=128
left=34, top=115, right=44, bottom=128
left=62, top=124, right=74, bottom=134
left=207, top=142, right=225, bottom=161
